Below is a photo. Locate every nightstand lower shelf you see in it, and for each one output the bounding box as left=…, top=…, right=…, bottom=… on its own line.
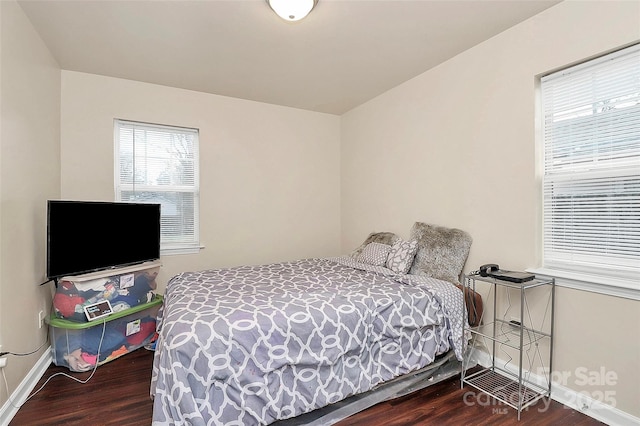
left=462, top=367, right=550, bottom=412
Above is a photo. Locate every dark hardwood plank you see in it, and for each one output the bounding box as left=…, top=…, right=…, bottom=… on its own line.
left=10, top=349, right=603, bottom=425
left=10, top=348, right=154, bottom=425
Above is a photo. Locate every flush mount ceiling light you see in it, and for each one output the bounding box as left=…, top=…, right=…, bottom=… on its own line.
left=267, top=0, right=318, bottom=22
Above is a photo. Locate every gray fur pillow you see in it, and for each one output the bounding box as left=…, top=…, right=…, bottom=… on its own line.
left=408, top=222, right=472, bottom=284
left=350, top=232, right=402, bottom=258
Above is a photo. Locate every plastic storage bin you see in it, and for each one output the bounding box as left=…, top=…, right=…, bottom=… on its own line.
left=47, top=295, right=163, bottom=372
left=52, top=262, right=160, bottom=322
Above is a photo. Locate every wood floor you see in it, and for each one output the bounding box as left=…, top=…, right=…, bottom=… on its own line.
left=9, top=348, right=603, bottom=425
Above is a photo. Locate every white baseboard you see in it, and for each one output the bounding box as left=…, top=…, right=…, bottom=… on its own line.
left=0, top=347, right=51, bottom=426
left=468, top=349, right=640, bottom=426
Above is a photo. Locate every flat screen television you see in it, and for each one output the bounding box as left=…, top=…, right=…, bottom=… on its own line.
left=46, top=200, right=161, bottom=280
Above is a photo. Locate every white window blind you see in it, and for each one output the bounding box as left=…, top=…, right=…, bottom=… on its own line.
left=540, top=44, right=640, bottom=288
left=115, top=120, right=200, bottom=254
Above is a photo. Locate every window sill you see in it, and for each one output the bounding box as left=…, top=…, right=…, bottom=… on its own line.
left=526, top=267, right=639, bottom=301
left=161, top=245, right=205, bottom=256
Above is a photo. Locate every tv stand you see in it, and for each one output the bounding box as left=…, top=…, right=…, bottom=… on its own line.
left=39, top=277, right=59, bottom=287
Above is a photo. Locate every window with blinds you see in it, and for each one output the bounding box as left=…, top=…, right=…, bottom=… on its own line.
left=114, top=120, right=200, bottom=254
left=540, top=44, right=640, bottom=288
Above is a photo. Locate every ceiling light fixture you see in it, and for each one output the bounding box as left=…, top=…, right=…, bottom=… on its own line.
left=267, top=0, right=318, bottom=22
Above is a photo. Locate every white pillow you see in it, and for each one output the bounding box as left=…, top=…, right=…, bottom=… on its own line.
left=356, top=242, right=392, bottom=267
left=385, top=239, right=418, bottom=274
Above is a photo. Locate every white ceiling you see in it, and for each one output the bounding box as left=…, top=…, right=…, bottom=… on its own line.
left=18, top=0, right=561, bottom=115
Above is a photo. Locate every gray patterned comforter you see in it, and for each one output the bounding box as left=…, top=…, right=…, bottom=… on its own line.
left=150, top=257, right=468, bottom=425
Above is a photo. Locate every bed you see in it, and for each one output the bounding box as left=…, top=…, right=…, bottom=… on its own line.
left=150, top=222, right=482, bottom=425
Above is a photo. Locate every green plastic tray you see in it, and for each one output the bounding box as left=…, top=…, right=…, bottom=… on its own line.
left=46, top=294, right=163, bottom=329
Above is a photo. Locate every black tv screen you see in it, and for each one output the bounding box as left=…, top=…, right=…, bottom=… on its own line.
left=47, top=200, right=161, bottom=279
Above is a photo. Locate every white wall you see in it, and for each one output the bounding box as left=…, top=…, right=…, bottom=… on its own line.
left=2, top=0, right=639, bottom=422
left=341, top=0, right=639, bottom=419
left=60, top=71, right=342, bottom=291
left=0, top=0, right=60, bottom=409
